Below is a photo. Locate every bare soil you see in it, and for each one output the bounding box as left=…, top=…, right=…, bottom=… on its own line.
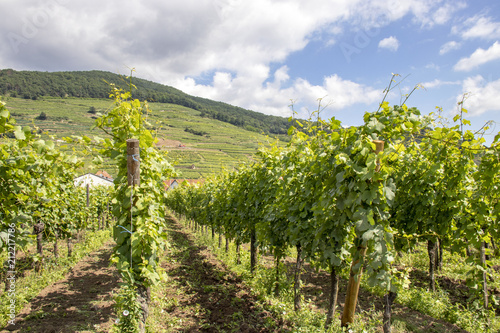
left=3, top=242, right=119, bottom=333
left=156, top=138, right=183, bottom=147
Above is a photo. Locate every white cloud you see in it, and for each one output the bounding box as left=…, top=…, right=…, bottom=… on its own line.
left=431, top=2, right=466, bottom=25
left=378, top=36, right=400, bottom=51
left=323, top=75, right=382, bottom=109
left=0, top=0, right=464, bottom=74
left=292, top=75, right=382, bottom=112
left=175, top=65, right=294, bottom=117
left=459, top=75, right=500, bottom=116
left=349, top=0, right=465, bottom=29
left=0, top=0, right=466, bottom=118
left=424, top=63, right=440, bottom=70
left=453, top=15, right=500, bottom=40
left=454, top=41, right=500, bottom=71
left=439, top=41, right=461, bottom=55
left=421, top=79, right=460, bottom=89
left=176, top=69, right=382, bottom=118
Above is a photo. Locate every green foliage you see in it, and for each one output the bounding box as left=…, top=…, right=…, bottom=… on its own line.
left=113, top=276, right=143, bottom=333
left=92, top=82, right=175, bottom=331
left=389, top=102, right=500, bottom=310
left=184, top=127, right=208, bottom=136
left=0, top=98, right=90, bottom=260
left=36, top=111, right=47, bottom=120
left=167, top=102, right=424, bottom=294
left=0, top=99, right=15, bottom=134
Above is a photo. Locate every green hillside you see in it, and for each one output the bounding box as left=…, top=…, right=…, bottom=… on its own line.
left=0, top=69, right=292, bottom=135
left=2, top=95, right=280, bottom=179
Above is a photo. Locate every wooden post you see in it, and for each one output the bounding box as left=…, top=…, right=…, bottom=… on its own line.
left=127, top=139, right=148, bottom=333
left=373, top=140, right=384, bottom=172
left=54, top=230, right=59, bottom=259
left=127, top=138, right=140, bottom=266
left=341, top=140, right=384, bottom=327
left=67, top=238, right=72, bottom=257
left=34, top=222, right=45, bottom=273
left=340, top=244, right=367, bottom=326
left=293, top=243, right=303, bottom=311
left=127, top=139, right=140, bottom=187
left=250, top=227, right=257, bottom=274
left=383, top=291, right=397, bottom=333
left=106, top=201, right=110, bottom=228
left=86, top=183, right=90, bottom=207
left=236, top=240, right=241, bottom=265
left=481, top=241, right=489, bottom=310
left=85, top=183, right=90, bottom=234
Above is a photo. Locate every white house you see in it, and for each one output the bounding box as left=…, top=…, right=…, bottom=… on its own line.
left=74, top=172, right=114, bottom=188
left=164, top=179, right=179, bottom=191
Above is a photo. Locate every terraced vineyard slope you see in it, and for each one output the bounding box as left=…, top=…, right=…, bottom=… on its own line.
left=3, top=96, right=278, bottom=178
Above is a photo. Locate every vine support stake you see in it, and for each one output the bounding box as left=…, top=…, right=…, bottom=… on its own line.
left=127, top=138, right=140, bottom=268
left=86, top=183, right=90, bottom=207
left=481, top=241, right=489, bottom=310
left=341, top=139, right=384, bottom=328
left=86, top=183, right=90, bottom=234
left=127, top=139, right=149, bottom=333
left=127, top=139, right=141, bottom=187
left=373, top=140, right=384, bottom=172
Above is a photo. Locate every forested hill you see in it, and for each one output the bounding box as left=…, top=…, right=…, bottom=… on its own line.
left=0, top=69, right=291, bottom=135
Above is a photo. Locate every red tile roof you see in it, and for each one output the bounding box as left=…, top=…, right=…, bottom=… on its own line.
left=96, top=170, right=113, bottom=180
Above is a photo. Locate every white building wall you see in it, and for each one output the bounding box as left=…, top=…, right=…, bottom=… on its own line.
left=74, top=174, right=114, bottom=187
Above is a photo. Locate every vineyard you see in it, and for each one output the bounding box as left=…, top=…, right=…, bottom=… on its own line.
left=165, top=94, right=500, bottom=331
left=1, top=76, right=500, bottom=332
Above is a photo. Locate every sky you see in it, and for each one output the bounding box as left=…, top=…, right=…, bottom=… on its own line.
left=1, top=0, right=500, bottom=144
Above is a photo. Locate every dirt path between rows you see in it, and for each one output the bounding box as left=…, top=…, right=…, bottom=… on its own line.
left=157, top=214, right=286, bottom=332
left=3, top=242, right=119, bottom=333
